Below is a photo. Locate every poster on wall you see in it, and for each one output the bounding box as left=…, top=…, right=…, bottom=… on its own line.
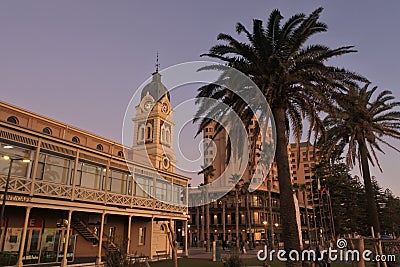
left=41, top=228, right=57, bottom=252
left=4, top=228, right=22, bottom=251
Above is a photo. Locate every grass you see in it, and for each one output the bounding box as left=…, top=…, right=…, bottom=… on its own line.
left=148, top=258, right=356, bottom=267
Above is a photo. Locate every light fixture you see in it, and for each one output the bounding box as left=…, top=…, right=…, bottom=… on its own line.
left=22, top=159, right=31, bottom=163
left=3, top=145, right=13, bottom=149
left=274, top=223, right=279, bottom=227
left=263, top=221, right=267, bottom=225
left=2, top=155, right=10, bottom=160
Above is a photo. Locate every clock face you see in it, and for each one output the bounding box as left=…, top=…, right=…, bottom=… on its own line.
left=144, top=101, right=152, bottom=111
left=162, top=103, right=169, bottom=113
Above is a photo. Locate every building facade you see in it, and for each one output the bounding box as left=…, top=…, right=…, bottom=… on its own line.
left=0, top=70, right=189, bottom=266
left=188, top=120, right=322, bottom=248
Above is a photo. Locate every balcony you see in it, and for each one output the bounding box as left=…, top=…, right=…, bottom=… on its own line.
left=0, top=175, right=187, bottom=214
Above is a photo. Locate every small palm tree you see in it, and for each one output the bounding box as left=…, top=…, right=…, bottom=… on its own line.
left=320, top=84, right=400, bottom=235
left=198, top=165, right=216, bottom=252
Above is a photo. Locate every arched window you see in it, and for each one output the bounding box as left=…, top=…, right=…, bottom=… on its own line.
left=138, top=125, right=145, bottom=142
left=146, top=124, right=152, bottom=140
left=42, top=127, right=52, bottom=135
left=117, top=151, right=124, bottom=157
left=6, top=116, right=18, bottom=125
left=96, top=144, right=103, bottom=151
left=72, top=136, right=80, bottom=144
left=161, top=127, right=166, bottom=143
left=165, top=129, right=171, bottom=144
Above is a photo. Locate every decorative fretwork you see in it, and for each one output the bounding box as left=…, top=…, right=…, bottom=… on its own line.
left=0, top=175, right=187, bottom=214
left=74, top=187, right=106, bottom=203
left=0, top=128, right=39, bottom=147
left=41, top=141, right=76, bottom=156
left=106, top=192, right=131, bottom=206
left=0, top=176, right=31, bottom=193
left=34, top=180, right=72, bottom=199
left=132, top=197, right=154, bottom=209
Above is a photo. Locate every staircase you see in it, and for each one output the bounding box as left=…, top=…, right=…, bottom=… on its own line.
left=71, top=215, right=119, bottom=252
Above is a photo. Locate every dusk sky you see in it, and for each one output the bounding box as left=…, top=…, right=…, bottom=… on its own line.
left=1, top=1, right=400, bottom=194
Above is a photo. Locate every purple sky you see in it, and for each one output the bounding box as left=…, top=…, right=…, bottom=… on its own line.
left=1, top=1, right=400, bottom=194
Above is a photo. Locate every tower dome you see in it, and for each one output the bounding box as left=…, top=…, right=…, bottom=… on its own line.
left=140, top=72, right=170, bottom=102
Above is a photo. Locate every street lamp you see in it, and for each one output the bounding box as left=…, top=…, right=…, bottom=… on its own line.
left=0, top=155, right=31, bottom=231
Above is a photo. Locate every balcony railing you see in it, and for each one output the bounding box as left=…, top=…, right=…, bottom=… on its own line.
left=0, top=175, right=187, bottom=214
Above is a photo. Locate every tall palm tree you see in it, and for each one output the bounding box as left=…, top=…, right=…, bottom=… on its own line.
left=230, top=174, right=243, bottom=253
left=241, top=181, right=253, bottom=246
left=319, top=84, right=400, bottom=235
left=198, top=165, right=216, bottom=252
left=293, top=183, right=311, bottom=245
left=194, top=8, right=366, bottom=262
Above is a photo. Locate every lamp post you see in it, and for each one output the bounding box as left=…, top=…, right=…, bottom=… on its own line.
left=0, top=156, right=30, bottom=232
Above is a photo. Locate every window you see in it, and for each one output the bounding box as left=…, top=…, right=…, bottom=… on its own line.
left=139, top=125, right=145, bottom=142
left=117, top=151, right=124, bottom=158
left=96, top=144, right=103, bottom=151
left=0, top=142, right=32, bottom=178
left=108, top=170, right=129, bottom=194
left=42, top=127, right=52, bottom=135
left=135, top=175, right=151, bottom=198
left=71, top=136, right=80, bottom=144
left=146, top=124, right=152, bottom=140
left=36, top=153, right=72, bottom=184
left=6, top=116, right=18, bottom=124
left=138, top=227, right=146, bottom=245
left=75, top=162, right=105, bottom=189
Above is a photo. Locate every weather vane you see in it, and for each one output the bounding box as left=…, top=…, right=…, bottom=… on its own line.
left=155, top=52, right=160, bottom=73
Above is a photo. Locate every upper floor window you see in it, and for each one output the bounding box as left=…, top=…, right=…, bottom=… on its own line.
left=72, top=136, right=80, bottom=144
left=42, top=127, right=52, bottom=135
left=96, top=144, right=103, bottom=151
left=117, top=151, right=124, bottom=158
left=6, top=116, right=18, bottom=125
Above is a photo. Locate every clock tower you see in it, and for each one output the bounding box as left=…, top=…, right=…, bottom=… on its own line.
left=132, top=68, right=176, bottom=172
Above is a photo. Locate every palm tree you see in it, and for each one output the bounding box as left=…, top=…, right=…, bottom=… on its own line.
left=230, top=174, right=243, bottom=253
left=319, top=84, right=400, bottom=235
left=194, top=8, right=366, bottom=261
left=241, top=181, right=253, bottom=246
left=293, top=183, right=311, bottom=245
left=198, top=165, right=216, bottom=252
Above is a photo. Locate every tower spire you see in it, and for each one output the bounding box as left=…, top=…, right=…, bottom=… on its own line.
left=155, top=52, right=160, bottom=73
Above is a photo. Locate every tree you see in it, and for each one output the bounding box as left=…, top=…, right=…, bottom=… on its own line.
left=230, top=174, right=243, bottom=253
left=293, top=183, right=311, bottom=245
left=195, top=8, right=366, bottom=264
left=241, top=181, right=253, bottom=247
left=198, top=165, right=216, bottom=252
left=320, top=84, right=400, bottom=235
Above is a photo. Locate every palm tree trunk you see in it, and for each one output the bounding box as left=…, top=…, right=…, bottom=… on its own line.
left=201, top=204, right=205, bottom=247
left=246, top=192, right=253, bottom=247
left=303, top=190, right=311, bottom=246
left=206, top=203, right=210, bottom=252
left=222, top=200, right=226, bottom=242
left=359, top=141, right=381, bottom=234
left=196, top=207, right=200, bottom=247
left=272, top=107, right=302, bottom=266
left=235, top=190, right=240, bottom=253
left=310, top=184, right=318, bottom=245
left=268, top=178, right=275, bottom=250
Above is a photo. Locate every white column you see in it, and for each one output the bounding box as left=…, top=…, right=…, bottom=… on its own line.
left=61, top=210, right=73, bottom=267
left=184, top=219, right=188, bottom=257
left=149, top=216, right=154, bottom=260
left=17, top=207, right=31, bottom=267
left=96, top=212, right=106, bottom=265
left=126, top=216, right=132, bottom=256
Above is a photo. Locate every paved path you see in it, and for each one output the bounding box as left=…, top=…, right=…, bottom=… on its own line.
left=187, top=246, right=261, bottom=259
